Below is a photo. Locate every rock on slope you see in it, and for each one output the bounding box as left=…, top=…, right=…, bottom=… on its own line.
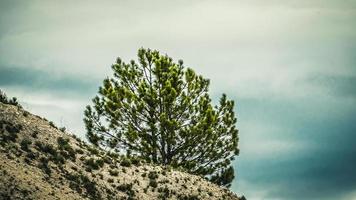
left=0, top=102, right=241, bottom=200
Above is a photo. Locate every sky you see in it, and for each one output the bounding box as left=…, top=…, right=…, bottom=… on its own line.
left=1, top=1, right=356, bottom=199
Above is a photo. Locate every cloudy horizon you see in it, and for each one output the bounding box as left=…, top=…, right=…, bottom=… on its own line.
left=1, top=1, right=356, bottom=199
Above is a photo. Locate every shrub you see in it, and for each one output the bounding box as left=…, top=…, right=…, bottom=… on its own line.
left=117, top=183, right=135, bottom=197
left=0, top=90, right=22, bottom=108
left=57, top=137, right=76, bottom=160
left=240, top=195, right=247, bottom=200
left=158, top=186, right=170, bottom=199
left=87, top=146, right=99, bottom=155
left=0, top=122, right=21, bottom=143
left=20, top=138, right=32, bottom=151
left=50, top=153, right=65, bottom=165
left=49, top=121, right=57, bottom=129
left=35, top=142, right=57, bottom=155
left=177, top=194, right=199, bottom=200
left=109, top=169, right=119, bottom=176
left=23, top=111, right=29, bottom=117
left=31, top=130, right=38, bottom=138
left=84, top=158, right=104, bottom=171
left=66, top=172, right=101, bottom=199
left=148, top=171, right=158, bottom=180
left=131, top=157, right=141, bottom=166
left=120, top=157, right=131, bottom=167
left=38, top=157, right=51, bottom=175
left=149, top=179, right=158, bottom=188
left=25, top=151, right=38, bottom=160
left=76, top=148, right=84, bottom=154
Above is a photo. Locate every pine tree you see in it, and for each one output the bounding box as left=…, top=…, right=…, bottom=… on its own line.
left=84, top=48, right=239, bottom=187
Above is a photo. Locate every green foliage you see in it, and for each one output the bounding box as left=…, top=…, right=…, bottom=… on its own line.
left=117, top=183, right=135, bottom=197
left=0, top=90, right=21, bottom=108
left=38, top=157, right=51, bottom=175
left=59, top=127, right=66, bottom=132
left=48, top=121, right=57, bottom=129
left=84, top=48, right=239, bottom=186
left=148, top=171, right=159, bottom=180
left=66, top=172, right=101, bottom=200
left=120, top=157, right=132, bottom=167
left=20, top=138, right=32, bottom=151
left=34, top=141, right=57, bottom=156
left=210, top=166, right=235, bottom=188
left=130, top=157, right=141, bottom=166
left=178, top=194, right=199, bottom=200
left=57, top=137, right=76, bottom=161
left=109, top=169, right=119, bottom=176
left=0, top=120, right=22, bottom=145
left=84, top=158, right=104, bottom=171
left=240, top=195, right=247, bottom=200
left=149, top=179, right=158, bottom=188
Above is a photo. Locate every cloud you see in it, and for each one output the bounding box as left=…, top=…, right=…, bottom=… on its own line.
left=0, top=65, right=99, bottom=96
left=1, top=1, right=356, bottom=199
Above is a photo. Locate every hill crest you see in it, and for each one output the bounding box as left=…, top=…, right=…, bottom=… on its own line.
left=0, top=102, right=242, bottom=200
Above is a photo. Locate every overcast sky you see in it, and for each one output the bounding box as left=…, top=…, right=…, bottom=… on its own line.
left=1, top=1, right=356, bottom=199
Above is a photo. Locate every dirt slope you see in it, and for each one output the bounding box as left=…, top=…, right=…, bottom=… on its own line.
left=0, top=102, right=242, bottom=200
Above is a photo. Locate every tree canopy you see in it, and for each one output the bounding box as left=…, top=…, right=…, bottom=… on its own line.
left=84, top=48, right=239, bottom=187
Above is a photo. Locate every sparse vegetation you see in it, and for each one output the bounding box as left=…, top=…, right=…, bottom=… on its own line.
left=20, top=138, right=32, bottom=151
left=49, top=121, right=57, bottom=129
left=0, top=90, right=21, bottom=108
left=57, top=137, right=76, bottom=161
left=84, top=158, right=104, bottom=171
left=66, top=172, right=101, bottom=200
left=120, top=157, right=131, bottom=167
left=109, top=169, right=119, bottom=176
left=117, top=183, right=135, bottom=197
left=0, top=102, right=243, bottom=200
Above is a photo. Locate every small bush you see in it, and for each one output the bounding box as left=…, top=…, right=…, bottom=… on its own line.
left=1, top=124, right=20, bottom=143
left=177, top=194, right=199, bottom=200
left=84, top=158, right=104, bottom=171
left=23, top=111, right=29, bottom=117
left=76, top=148, right=84, bottom=154
left=149, top=179, right=158, bottom=188
left=240, top=195, right=247, bottom=200
left=131, top=157, right=141, bottom=166
left=35, top=142, right=57, bottom=155
left=102, top=156, right=112, bottom=164
left=31, top=130, right=38, bottom=138
left=117, top=183, right=135, bottom=197
left=148, top=171, right=158, bottom=180
left=109, top=169, right=119, bottom=176
left=57, top=137, right=76, bottom=161
left=38, top=157, right=51, bottom=175
left=20, top=138, right=32, bottom=151
left=66, top=172, right=101, bottom=199
left=120, top=157, right=131, bottom=167
left=0, top=90, right=22, bottom=108
left=57, top=137, right=69, bottom=147
left=49, top=121, right=57, bottom=129
left=25, top=151, right=38, bottom=160
left=87, top=146, right=99, bottom=155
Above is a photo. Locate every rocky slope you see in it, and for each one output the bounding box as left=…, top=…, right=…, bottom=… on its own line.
left=0, top=102, right=242, bottom=200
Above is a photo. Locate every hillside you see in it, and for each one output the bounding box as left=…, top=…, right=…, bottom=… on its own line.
left=0, top=102, right=242, bottom=200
